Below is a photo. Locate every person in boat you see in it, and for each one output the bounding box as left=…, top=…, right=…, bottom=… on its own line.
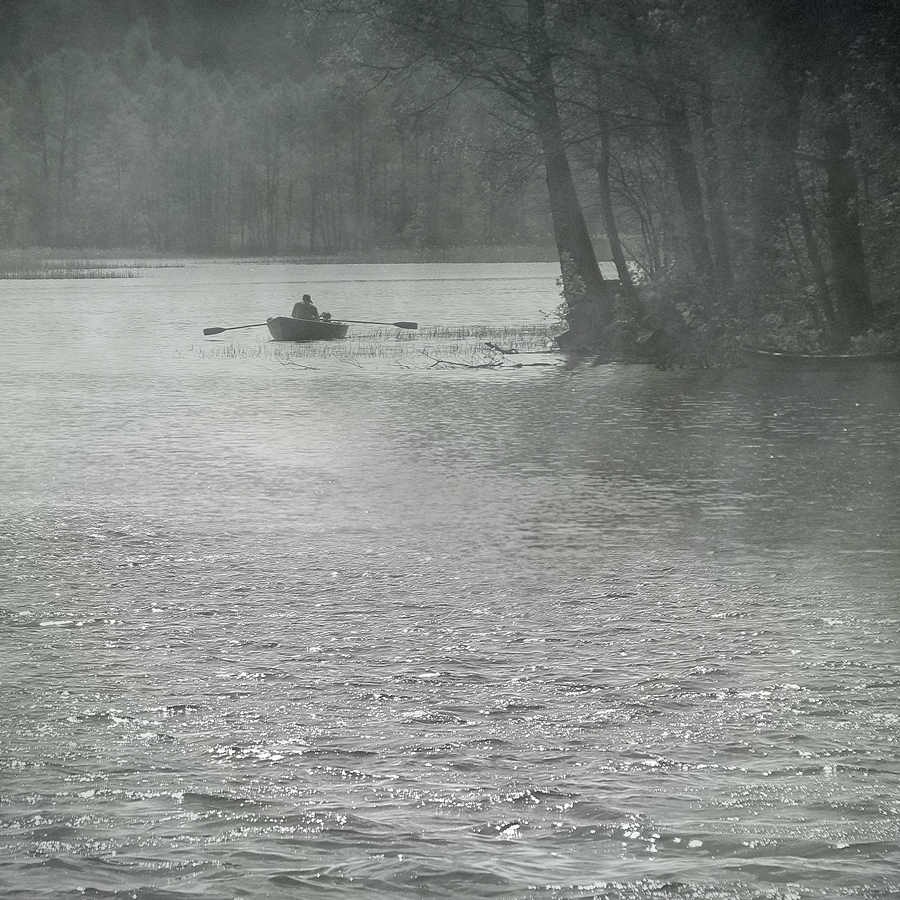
left=292, top=294, right=319, bottom=320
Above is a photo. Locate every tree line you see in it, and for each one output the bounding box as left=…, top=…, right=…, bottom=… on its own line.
left=2, top=0, right=899, bottom=352
left=0, top=1, right=553, bottom=257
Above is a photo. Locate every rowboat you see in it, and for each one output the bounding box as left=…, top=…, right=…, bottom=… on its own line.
left=266, top=316, right=350, bottom=342
left=739, top=345, right=900, bottom=369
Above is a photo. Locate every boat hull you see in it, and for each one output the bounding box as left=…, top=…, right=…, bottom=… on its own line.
left=739, top=346, right=900, bottom=369
left=266, top=317, right=349, bottom=342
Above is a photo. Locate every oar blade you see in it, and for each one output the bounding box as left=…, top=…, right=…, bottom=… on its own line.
left=202, top=322, right=268, bottom=336
left=337, top=318, right=419, bottom=329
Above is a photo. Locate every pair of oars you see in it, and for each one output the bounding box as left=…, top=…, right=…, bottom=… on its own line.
left=203, top=318, right=418, bottom=336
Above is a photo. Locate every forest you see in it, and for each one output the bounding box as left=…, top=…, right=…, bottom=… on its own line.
left=1, top=0, right=899, bottom=355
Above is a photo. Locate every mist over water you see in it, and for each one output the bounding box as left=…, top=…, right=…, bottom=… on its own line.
left=2, top=263, right=899, bottom=900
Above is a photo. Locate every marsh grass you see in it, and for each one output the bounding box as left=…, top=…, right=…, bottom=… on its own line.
left=192, top=323, right=563, bottom=371
left=0, top=251, right=186, bottom=279
left=8, top=267, right=141, bottom=279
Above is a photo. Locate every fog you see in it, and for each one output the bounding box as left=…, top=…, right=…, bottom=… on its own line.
left=3, top=5, right=900, bottom=898
left=2, top=0, right=898, bottom=355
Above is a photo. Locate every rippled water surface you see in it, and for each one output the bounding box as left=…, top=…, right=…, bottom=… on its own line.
left=2, top=262, right=899, bottom=900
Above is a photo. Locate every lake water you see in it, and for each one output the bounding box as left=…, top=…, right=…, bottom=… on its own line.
left=2, top=262, right=899, bottom=900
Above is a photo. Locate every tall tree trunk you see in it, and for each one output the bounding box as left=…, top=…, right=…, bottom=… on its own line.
left=651, top=42, right=713, bottom=281
left=790, top=161, right=838, bottom=333
left=526, top=0, right=607, bottom=315
left=698, top=71, right=732, bottom=287
left=22, top=71, right=52, bottom=244
left=55, top=82, right=74, bottom=246
left=265, top=119, right=279, bottom=254
left=821, top=103, right=873, bottom=344
left=595, top=108, right=641, bottom=310
left=661, top=94, right=714, bottom=280
left=753, top=64, right=803, bottom=263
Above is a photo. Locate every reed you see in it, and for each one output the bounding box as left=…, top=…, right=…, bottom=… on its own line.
left=193, top=323, right=562, bottom=370
left=43, top=258, right=185, bottom=270
left=0, top=251, right=186, bottom=278
left=4, top=268, right=140, bottom=279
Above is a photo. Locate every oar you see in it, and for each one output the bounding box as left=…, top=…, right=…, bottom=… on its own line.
left=203, top=318, right=418, bottom=336
left=337, top=319, right=418, bottom=329
left=203, top=322, right=268, bottom=336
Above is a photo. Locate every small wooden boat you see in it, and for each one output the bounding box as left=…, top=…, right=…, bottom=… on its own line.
left=266, top=316, right=350, bottom=342
left=739, top=345, right=900, bottom=369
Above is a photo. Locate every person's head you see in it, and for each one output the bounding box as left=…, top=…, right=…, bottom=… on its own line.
left=302, top=294, right=312, bottom=304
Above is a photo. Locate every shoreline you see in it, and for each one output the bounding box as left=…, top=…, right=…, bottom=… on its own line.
left=0, top=246, right=566, bottom=271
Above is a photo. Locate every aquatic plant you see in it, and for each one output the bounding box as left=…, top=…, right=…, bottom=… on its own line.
left=0, top=252, right=186, bottom=279
left=3, top=268, right=140, bottom=279
left=192, top=324, right=562, bottom=371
